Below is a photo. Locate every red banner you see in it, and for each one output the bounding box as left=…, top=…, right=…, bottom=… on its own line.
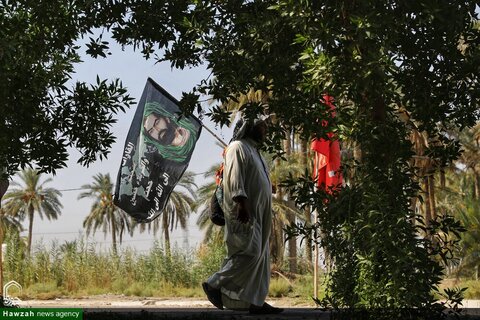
left=311, top=95, right=342, bottom=191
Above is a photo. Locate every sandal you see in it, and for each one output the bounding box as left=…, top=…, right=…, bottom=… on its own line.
left=202, top=282, right=224, bottom=310
left=249, top=302, right=284, bottom=314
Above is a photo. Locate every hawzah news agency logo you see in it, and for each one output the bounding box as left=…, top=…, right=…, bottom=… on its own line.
left=1, top=282, right=83, bottom=320
left=2, top=281, right=22, bottom=307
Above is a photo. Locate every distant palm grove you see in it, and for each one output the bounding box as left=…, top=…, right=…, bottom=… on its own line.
left=0, top=122, right=479, bottom=300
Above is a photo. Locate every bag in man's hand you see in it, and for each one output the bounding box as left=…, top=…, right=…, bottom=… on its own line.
left=209, top=163, right=225, bottom=226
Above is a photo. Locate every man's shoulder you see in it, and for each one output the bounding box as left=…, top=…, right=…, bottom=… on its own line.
left=229, top=140, right=246, bottom=148
left=227, top=140, right=252, bottom=154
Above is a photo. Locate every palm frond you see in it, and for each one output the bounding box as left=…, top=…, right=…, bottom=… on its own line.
left=1, top=169, right=62, bottom=254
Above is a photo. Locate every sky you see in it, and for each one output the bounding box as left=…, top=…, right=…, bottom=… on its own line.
left=14, top=38, right=233, bottom=254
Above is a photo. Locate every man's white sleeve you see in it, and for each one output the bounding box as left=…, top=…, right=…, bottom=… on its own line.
left=225, top=142, right=248, bottom=200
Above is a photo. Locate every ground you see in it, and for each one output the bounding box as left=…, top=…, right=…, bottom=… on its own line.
left=17, top=294, right=315, bottom=308
left=13, top=296, right=480, bottom=320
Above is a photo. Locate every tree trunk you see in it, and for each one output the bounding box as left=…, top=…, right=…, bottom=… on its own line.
left=474, top=170, right=480, bottom=200
left=27, top=205, right=34, bottom=257
left=428, top=175, right=437, bottom=221
left=284, top=133, right=297, bottom=273
left=410, top=197, right=418, bottom=225
left=352, top=141, right=362, bottom=182
left=284, top=131, right=292, bottom=155
left=440, top=169, right=446, bottom=189
left=271, top=185, right=285, bottom=267
left=270, top=213, right=284, bottom=267
left=0, top=212, right=5, bottom=295
left=0, top=229, right=4, bottom=294
left=300, top=139, right=313, bottom=271
left=424, top=177, right=432, bottom=228
left=287, top=200, right=297, bottom=273
left=110, top=212, right=117, bottom=255
left=163, top=212, right=171, bottom=255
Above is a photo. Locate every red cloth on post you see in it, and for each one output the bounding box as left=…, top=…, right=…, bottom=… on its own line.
left=311, top=95, right=342, bottom=190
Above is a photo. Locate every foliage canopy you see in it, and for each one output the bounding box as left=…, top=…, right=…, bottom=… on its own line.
left=0, top=0, right=135, bottom=176
left=1, top=0, right=479, bottom=314
left=104, top=1, right=479, bottom=310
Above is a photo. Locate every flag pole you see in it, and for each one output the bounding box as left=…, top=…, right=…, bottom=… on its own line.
left=311, top=151, right=319, bottom=300
left=313, top=152, right=319, bottom=299
left=201, top=123, right=228, bottom=148
left=313, top=205, right=319, bottom=299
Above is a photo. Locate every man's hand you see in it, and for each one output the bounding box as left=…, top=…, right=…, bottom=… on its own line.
left=234, top=196, right=250, bottom=224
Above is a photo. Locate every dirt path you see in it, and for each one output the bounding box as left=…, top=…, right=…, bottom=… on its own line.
left=17, top=295, right=315, bottom=309
left=16, top=295, right=480, bottom=314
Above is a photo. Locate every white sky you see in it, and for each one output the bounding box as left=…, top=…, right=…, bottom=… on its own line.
left=16, top=38, right=233, bottom=254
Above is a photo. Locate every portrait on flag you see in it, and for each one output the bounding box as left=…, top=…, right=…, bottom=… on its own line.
left=114, top=78, right=202, bottom=222
left=142, top=101, right=198, bottom=163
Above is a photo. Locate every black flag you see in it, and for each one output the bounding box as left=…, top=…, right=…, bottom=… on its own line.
left=114, top=78, right=202, bottom=222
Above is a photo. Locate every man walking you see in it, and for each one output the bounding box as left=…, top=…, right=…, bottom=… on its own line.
left=202, top=114, right=283, bottom=314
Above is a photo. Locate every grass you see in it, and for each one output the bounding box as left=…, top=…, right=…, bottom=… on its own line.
left=3, top=235, right=227, bottom=300
left=269, top=278, right=292, bottom=297
left=19, top=282, right=63, bottom=300
left=5, top=234, right=480, bottom=305
left=5, top=235, right=323, bottom=306
left=440, top=278, right=480, bottom=300
left=462, top=279, right=480, bottom=299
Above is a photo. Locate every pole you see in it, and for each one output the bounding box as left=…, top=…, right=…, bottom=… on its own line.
left=313, top=152, right=319, bottom=300
left=201, top=123, right=228, bottom=148
left=313, top=207, right=319, bottom=299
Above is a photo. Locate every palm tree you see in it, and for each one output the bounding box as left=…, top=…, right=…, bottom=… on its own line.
left=271, top=190, right=304, bottom=269
left=213, top=86, right=310, bottom=271
left=2, top=168, right=62, bottom=255
left=269, top=150, right=306, bottom=271
left=78, top=173, right=132, bottom=255
left=212, top=80, right=272, bottom=126
left=0, top=208, right=22, bottom=292
left=458, top=122, right=480, bottom=199
left=194, top=164, right=224, bottom=244
left=134, top=171, right=197, bottom=255
left=434, top=148, right=480, bottom=278
left=454, top=196, right=480, bottom=279
left=195, top=154, right=305, bottom=269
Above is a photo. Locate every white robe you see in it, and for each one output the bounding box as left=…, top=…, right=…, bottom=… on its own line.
left=207, top=138, right=272, bottom=308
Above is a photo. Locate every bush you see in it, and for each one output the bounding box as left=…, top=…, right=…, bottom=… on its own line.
left=457, top=279, right=480, bottom=299
left=192, top=240, right=226, bottom=284
left=269, top=278, right=292, bottom=297
left=22, top=282, right=62, bottom=300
